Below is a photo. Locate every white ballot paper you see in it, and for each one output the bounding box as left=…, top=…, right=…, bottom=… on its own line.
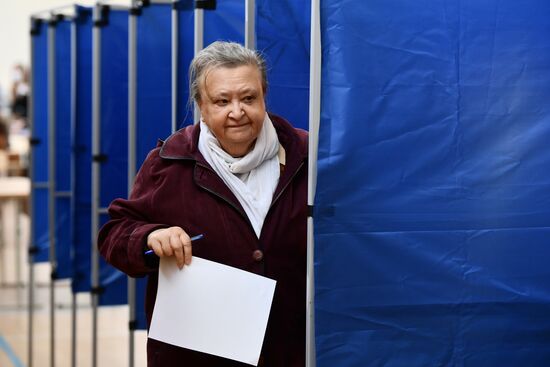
left=148, top=256, right=277, bottom=366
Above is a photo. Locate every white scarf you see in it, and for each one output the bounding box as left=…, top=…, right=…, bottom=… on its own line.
left=198, top=114, right=280, bottom=237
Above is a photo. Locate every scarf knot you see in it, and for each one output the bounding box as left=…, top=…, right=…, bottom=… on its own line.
left=198, top=114, right=280, bottom=237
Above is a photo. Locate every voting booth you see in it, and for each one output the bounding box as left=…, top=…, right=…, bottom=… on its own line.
left=27, top=0, right=550, bottom=366
left=29, top=1, right=312, bottom=366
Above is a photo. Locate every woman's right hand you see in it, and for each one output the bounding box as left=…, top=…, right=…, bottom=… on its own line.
left=147, top=226, right=193, bottom=269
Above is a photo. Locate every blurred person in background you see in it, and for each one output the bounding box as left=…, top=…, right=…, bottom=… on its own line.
left=10, top=64, right=29, bottom=129
left=0, top=117, right=8, bottom=150
left=0, top=117, right=9, bottom=176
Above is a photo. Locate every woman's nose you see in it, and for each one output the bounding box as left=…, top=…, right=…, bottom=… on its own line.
left=229, top=100, right=244, bottom=118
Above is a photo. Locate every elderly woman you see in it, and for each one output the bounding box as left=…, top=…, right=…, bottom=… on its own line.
left=98, top=41, right=308, bottom=366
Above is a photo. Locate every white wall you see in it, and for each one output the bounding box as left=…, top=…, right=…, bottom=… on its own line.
left=0, top=0, right=96, bottom=110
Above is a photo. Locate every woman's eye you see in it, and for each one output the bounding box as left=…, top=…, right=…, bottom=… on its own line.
left=216, top=99, right=228, bottom=106
left=243, top=96, right=255, bottom=103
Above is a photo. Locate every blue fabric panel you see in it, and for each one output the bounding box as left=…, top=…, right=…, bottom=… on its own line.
left=256, top=0, right=310, bottom=130
left=54, top=20, right=72, bottom=193
left=99, top=9, right=128, bottom=208
left=136, top=3, right=172, bottom=165
left=32, top=190, right=49, bottom=262
left=54, top=20, right=73, bottom=279
left=31, top=21, right=49, bottom=263
left=98, top=255, right=128, bottom=305
left=98, top=258, right=127, bottom=305
left=72, top=7, right=93, bottom=293
left=316, top=1, right=550, bottom=366
left=97, top=9, right=129, bottom=306
left=136, top=276, right=147, bottom=330
left=54, top=198, right=72, bottom=278
left=203, top=0, right=244, bottom=47
left=98, top=213, right=127, bottom=305
left=134, top=3, right=173, bottom=329
left=175, top=1, right=194, bottom=128
left=31, top=23, right=49, bottom=188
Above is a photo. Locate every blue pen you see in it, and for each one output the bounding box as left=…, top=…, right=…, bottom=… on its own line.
left=144, top=233, right=204, bottom=255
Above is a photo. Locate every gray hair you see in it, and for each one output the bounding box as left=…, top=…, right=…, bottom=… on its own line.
left=189, top=41, right=267, bottom=105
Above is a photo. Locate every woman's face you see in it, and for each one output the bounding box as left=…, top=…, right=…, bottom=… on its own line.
left=198, top=64, right=266, bottom=157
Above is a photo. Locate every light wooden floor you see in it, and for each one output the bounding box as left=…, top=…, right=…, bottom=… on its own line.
left=0, top=199, right=148, bottom=367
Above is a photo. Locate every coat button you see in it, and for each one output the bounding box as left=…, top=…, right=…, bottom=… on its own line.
left=252, top=249, right=264, bottom=262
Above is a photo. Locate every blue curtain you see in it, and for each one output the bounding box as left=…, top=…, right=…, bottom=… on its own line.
left=53, top=19, right=73, bottom=279
left=97, top=8, right=129, bottom=306
left=30, top=20, right=50, bottom=263
left=72, top=7, right=93, bottom=293
left=204, top=0, right=244, bottom=46
left=256, top=0, right=310, bottom=130
left=136, top=3, right=172, bottom=161
left=315, top=1, right=550, bottom=365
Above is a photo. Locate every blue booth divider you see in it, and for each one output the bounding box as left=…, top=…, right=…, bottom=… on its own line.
left=30, top=20, right=50, bottom=263
left=174, top=0, right=194, bottom=128
left=134, top=2, right=173, bottom=330
left=256, top=0, right=310, bottom=130
left=72, top=6, right=93, bottom=293
left=53, top=18, right=73, bottom=280
left=136, top=3, right=172, bottom=162
left=315, top=1, right=550, bottom=366
left=96, top=7, right=129, bottom=306
left=203, top=0, right=244, bottom=46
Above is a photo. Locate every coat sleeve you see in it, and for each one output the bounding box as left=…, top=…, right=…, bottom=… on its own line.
left=97, top=148, right=168, bottom=277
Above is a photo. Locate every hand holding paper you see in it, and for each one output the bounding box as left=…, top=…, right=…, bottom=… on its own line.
left=146, top=227, right=203, bottom=268
left=148, top=256, right=276, bottom=366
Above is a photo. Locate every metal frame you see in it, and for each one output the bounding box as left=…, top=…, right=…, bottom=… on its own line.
left=127, top=2, right=138, bottom=366
left=47, top=11, right=79, bottom=367
left=91, top=6, right=102, bottom=367
left=28, top=12, right=81, bottom=367
left=47, top=18, right=57, bottom=367
left=69, top=7, right=79, bottom=366
left=27, top=14, right=56, bottom=366
left=92, top=4, right=132, bottom=367
left=46, top=11, right=80, bottom=367
left=171, top=0, right=178, bottom=133
left=97, top=1, right=133, bottom=11
left=193, top=5, right=204, bottom=123
left=245, top=0, right=255, bottom=49
left=31, top=4, right=78, bottom=18
left=307, top=0, right=321, bottom=366
left=28, top=17, right=38, bottom=367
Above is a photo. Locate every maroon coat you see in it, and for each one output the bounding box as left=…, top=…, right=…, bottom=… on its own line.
left=98, top=114, right=308, bottom=367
